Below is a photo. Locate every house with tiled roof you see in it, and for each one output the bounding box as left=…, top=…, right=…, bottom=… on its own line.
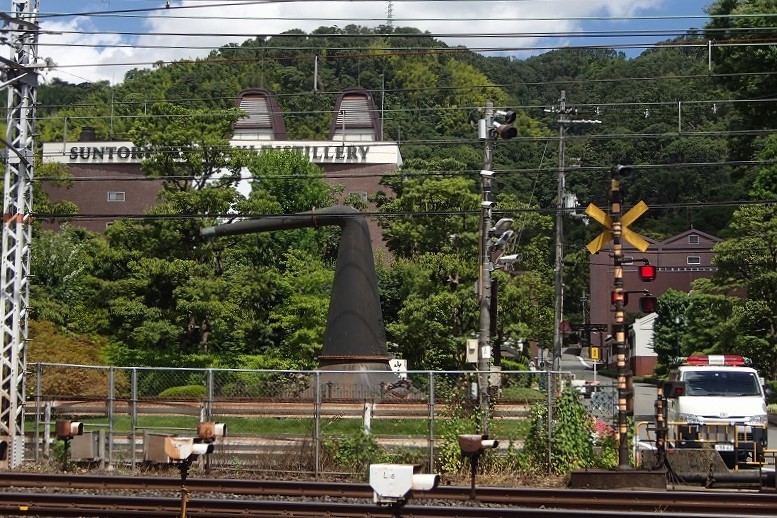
left=588, top=229, right=722, bottom=375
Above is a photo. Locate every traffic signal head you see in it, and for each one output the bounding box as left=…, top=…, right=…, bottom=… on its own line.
left=611, top=291, right=629, bottom=306
left=612, top=164, right=633, bottom=178
left=458, top=434, right=500, bottom=455
left=492, top=109, right=518, bottom=140
left=639, top=295, right=657, bottom=313
left=492, top=121, right=517, bottom=139
left=495, top=109, right=517, bottom=124
left=638, top=264, right=656, bottom=282
left=56, top=420, right=83, bottom=440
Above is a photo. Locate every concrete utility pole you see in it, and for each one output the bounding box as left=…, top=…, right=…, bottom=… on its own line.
left=477, top=101, right=495, bottom=435
left=0, top=0, right=41, bottom=469
left=474, top=101, right=517, bottom=435
left=552, top=91, right=569, bottom=371
left=545, top=91, right=601, bottom=371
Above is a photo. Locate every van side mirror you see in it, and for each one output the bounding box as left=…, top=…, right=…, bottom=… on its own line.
left=662, top=381, right=686, bottom=398
left=764, top=385, right=775, bottom=402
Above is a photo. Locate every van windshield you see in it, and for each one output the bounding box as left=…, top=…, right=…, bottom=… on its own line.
left=683, top=370, right=762, bottom=397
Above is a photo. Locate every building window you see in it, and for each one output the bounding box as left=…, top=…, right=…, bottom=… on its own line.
left=687, top=256, right=701, bottom=265
left=107, top=191, right=125, bottom=202
left=689, top=234, right=699, bottom=244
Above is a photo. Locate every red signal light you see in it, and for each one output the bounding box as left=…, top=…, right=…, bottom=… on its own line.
left=611, top=291, right=629, bottom=306
left=638, top=264, right=656, bottom=282
left=639, top=295, right=657, bottom=313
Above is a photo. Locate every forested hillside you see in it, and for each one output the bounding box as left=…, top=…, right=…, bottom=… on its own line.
left=31, top=0, right=777, bottom=378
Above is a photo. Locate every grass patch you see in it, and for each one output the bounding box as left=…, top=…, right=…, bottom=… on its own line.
left=29, top=415, right=531, bottom=439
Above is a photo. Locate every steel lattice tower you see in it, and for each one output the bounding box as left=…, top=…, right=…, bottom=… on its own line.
left=0, top=0, right=39, bottom=469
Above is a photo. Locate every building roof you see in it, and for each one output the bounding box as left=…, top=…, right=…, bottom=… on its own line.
left=233, top=88, right=288, bottom=141
left=328, top=88, right=382, bottom=142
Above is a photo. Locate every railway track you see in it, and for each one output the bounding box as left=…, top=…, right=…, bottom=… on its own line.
left=2, top=491, right=765, bottom=518
left=1, top=472, right=777, bottom=516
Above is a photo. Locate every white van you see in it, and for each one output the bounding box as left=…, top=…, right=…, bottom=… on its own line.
left=663, top=355, right=768, bottom=467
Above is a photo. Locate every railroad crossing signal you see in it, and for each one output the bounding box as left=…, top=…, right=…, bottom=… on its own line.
left=585, top=201, right=650, bottom=254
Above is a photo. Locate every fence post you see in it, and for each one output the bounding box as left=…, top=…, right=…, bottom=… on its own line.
left=131, top=368, right=138, bottom=469
left=108, top=367, right=115, bottom=469
left=34, top=363, right=42, bottom=462
left=428, top=371, right=435, bottom=472
left=547, top=370, right=553, bottom=473
left=98, top=430, right=106, bottom=470
left=314, top=371, right=321, bottom=479
left=43, top=402, right=51, bottom=460
left=206, top=369, right=214, bottom=420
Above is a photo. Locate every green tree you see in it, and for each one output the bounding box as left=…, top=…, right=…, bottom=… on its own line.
left=706, top=0, right=777, bottom=132
left=268, top=250, right=332, bottom=367
left=710, top=204, right=777, bottom=376
left=378, top=158, right=479, bottom=260
left=30, top=226, right=103, bottom=333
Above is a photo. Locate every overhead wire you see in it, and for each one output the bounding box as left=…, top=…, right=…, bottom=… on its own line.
left=31, top=198, right=777, bottom=222
left=35, top=159, right=777, bottom=184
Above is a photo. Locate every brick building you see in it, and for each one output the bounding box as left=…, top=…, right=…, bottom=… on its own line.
left=40, top=88, right=401, bottom=252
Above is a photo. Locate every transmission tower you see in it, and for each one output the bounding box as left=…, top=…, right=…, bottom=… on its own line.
left=387, top=1, right=393, bottom=26
left=0, top=0, right=40, bottom=469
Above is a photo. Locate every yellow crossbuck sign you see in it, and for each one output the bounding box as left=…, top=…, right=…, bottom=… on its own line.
left=585, top=201, right=650, bottom=254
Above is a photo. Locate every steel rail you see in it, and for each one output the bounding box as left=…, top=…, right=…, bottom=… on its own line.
left=0, top=492, right=772, bottom=518
left=2, top=473, right=777, bottom=515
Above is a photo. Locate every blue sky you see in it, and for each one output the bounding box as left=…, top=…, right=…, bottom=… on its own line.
left=35, top=0, right=716, bottom=84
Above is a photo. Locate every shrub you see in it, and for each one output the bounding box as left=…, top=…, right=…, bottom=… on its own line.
left=322, top=432, right=386, bottom=478
left=158, top=385, right=206, bottom=399
left=518, top=384, right=599, bottom=475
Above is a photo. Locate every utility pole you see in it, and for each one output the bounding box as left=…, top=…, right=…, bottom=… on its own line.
left=545, top=91, right=601, bottom=371
left=552, top=91, right=569, bottom=371
left=0, top=0, right=41, bottom=469
left=478, top=101, right=495, bottom=436
left=475, top=102, right=517, bottom=436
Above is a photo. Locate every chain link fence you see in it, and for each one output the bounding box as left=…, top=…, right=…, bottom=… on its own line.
left=25, top=363, right=618, bottom=476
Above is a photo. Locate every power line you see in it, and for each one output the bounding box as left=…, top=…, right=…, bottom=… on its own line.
left=36, top=37, right=777, bottom=62
left=30, top=198, right=777, bottom=222
left=35, top=158, right=777, bottom=184
left=38, top=128, right=777, bottom=148
left=37, top=26, right=777, bottom=40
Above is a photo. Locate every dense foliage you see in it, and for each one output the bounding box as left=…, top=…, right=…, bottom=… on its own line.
left=30, top=2, right=777, bottom=378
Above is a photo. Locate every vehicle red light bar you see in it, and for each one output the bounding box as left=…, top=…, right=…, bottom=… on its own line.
left=684, top=355, right=748, bottom=366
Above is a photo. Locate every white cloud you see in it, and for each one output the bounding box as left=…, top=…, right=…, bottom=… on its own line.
left=38, top=0, right=668, bottom=84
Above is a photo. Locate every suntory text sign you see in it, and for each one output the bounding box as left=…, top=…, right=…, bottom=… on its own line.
left=42, top=140, right=402, bottom=166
